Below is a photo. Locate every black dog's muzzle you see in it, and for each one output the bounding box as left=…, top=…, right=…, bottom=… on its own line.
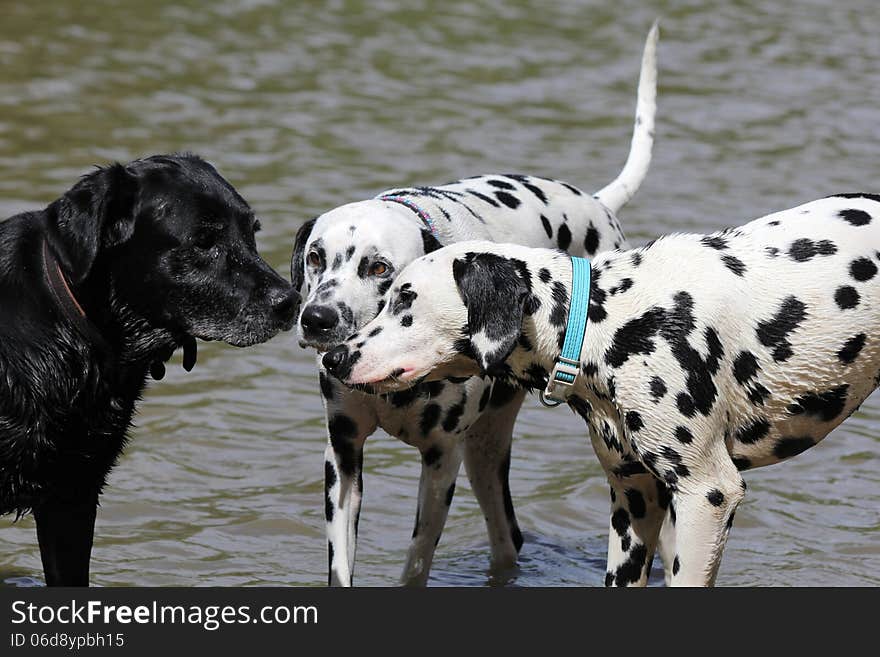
left=269, top=286, right=301, bottom=328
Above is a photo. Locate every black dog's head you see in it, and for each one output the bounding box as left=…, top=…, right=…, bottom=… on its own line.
left=44, top=153, right=298, bottom=349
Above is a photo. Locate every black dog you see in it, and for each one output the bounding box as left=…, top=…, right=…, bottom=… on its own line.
left=0, top=153, right=298, bottom=586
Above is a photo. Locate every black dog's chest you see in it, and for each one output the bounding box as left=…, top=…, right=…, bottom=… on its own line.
left=0, top=349, right=144, bottom=514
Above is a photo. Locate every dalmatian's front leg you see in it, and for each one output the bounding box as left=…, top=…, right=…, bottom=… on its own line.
left=666, top=446, right=745, bottom=587
left=400, top=436, right=465, bottom=586
left=604, top=472, right=668, bottom=587
left=321, top=368, right=377, bottom=587
left=461, top=381, right=526, bottom=572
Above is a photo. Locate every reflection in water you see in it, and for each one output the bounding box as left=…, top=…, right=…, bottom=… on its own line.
left=1, top=1, right=879, bottom=586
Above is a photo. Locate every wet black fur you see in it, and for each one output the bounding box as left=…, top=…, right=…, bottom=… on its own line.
left=0, top=153, right=297, bottom=585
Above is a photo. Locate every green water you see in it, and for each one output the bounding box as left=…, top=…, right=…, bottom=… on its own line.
left=1, top=0, right=878, bottom=586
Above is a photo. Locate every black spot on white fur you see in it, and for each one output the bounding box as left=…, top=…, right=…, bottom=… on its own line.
left=329, top=415, right=359, bottom=476
left=494, top=191, right=520, bottom=209
left=660, top=292, right=724, bottom=418
left=732, top=350, right=771, bottom=405
left=721, top=254, right=746, bottom=276
left=540, top=215, right=553, bottom=239
left=584, top=225, right=600, bottom=255
left=755, top=296, right=807, bottom=362
left=674, top=426, right=693, bottom=443
left=838, top=208, right=872, bottom=226
left=838, top=333, right=866, bottom=364
left=649, top=376, right=667, bottom=402
left=834, top=285, right=860, bottom=309
left=734, top=417, right=770, bottom=444
left=605, top=307, right=665, bottom=368
left=701, top=235, right=728, bottom=250
left=557, top=223, right=572, bottom=251
left=850, top=257, right=877, bottom=281
left=324, top=460, right=337, bottom=522
left=773, top=436, right=815, bottom=459
left=625, top=411, right=644, bottom=432
left=788, top=385, right=848, bottom=422
left=625, top=489, right=646, bottom=518
left=788, top=238, right=837, bottom=262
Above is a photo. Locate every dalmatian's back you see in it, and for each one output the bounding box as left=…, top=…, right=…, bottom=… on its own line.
left=593, top=194, right=880, bottom=473
left=383, top=173, right=629, bottom=257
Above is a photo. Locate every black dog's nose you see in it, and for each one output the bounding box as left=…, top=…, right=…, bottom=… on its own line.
left=322, top=345, right=349, bottom=376
left=271, top=287, right=301, bottom=322
left=301, top=305, right=339, bottom=334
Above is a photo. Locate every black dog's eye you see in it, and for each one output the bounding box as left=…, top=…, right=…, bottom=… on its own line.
left=307, top=250, right=323, bottom=268
left=369, top=261, right=390, bottom=276
left=193, top=222, right=223, bottom=250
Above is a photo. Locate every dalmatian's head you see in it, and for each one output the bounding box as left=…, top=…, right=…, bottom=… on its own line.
left=291, top=200, right=442, bottom=352
left=321, top=241, right=570, bottom=391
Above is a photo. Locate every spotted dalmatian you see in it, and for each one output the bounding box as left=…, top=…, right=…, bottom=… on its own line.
left=292, top=24, right=659, bottom=587
left=322, top=193, right=880, bottom=586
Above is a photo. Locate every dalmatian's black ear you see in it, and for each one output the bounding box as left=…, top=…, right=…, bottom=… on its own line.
left=290, top=217, right=317, bottom=291
left=453, top=252, right=528, bottom=375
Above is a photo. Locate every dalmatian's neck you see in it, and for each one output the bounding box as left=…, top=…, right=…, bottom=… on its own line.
left=502, top=248, right=634, bottom=401
left=376, top=194, right=493, bottom=244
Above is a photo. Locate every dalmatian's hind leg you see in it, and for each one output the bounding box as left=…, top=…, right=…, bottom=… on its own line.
left=400, top=436, right=465, bottom=586
left=667, top=446, right=745, bottom=587
left=462, top=382, right=527, bottom=573
left=605, top=473, right=668, bottom=587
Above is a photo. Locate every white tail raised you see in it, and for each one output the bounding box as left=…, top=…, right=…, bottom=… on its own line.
left=594, top=20, right=659, bottom=214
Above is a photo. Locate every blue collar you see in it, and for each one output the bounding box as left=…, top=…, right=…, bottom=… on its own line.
left=540, top=256, right=591, bottom=407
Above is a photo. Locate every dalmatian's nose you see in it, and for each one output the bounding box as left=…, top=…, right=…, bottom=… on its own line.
left=301, top=304, right=339, bottom=336
left=322, top=345, right=350, bottom=378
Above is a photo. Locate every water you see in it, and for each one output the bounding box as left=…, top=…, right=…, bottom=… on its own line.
left=1, top=0, right=878, bottom=586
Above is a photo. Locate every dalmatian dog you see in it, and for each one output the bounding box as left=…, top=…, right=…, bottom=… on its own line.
left=322, top=193, right=880, bottom=586
left=292, top=24, right=659, bottom=586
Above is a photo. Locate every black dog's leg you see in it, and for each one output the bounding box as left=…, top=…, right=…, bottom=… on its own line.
left=33, top=492, right=98, bottom=586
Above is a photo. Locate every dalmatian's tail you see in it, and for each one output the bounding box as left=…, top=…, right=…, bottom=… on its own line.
left=594, top=20, right=659, bottom=215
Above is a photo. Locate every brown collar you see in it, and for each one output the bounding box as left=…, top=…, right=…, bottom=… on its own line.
left=42, top=239, right=110, bottom=352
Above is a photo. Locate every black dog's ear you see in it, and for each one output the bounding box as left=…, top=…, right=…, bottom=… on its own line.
left=46, top=163, right=139, bottom=284
left=421, top=229, right=442, bottom=255
left=453, top=252, right=528, bottom=374
left=290, top=217, right=317, bottom=291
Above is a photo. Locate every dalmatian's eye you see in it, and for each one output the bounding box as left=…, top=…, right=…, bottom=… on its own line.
left=369, top=261, right=389, bottom=276
left=307, top=251, right=323, bottom=268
